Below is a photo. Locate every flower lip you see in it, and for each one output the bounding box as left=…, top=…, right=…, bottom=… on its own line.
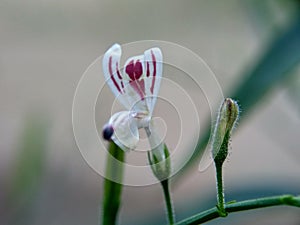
left=102, top=124, right=114, bottom=141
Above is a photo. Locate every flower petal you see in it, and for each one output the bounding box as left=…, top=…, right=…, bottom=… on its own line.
left=108, top=111, right=139, bottom=151
left=145, top=120, right=165, bottom=161
left=144, top=47, right=163, bottom=114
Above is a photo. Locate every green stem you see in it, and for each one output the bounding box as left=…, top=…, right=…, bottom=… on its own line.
left=161, top=180, right=175, bottom=225
left=215, top=163, right=226, bottom=217
left=213, top=131, right=230, bottom=217
left=102, top=142, right=125, bottom=225
left=175, top=195, right=300, bottom=225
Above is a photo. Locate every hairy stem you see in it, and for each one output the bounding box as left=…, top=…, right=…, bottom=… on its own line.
left=215, top=163, right=226, bottom=217
left=175, top=195, right=300, bottom=225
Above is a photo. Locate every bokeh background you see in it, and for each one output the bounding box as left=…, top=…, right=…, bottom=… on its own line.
left=1, top=0, right=300, bottom=224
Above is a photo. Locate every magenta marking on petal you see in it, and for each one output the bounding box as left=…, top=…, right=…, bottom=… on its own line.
left=139, top=79, right=145, bottom=98
left=109, top=56, right=121, bottom=93
left=116, top=62, right=122, bottom=79
left=134, top=60, right=143, bottom=80
left=146, top=62, right=150, bottom=77
left=125, top=60, right=135, bottom=80
left=126, top=60, right=143, bottom=81
left=116, top=61, right=124, bottom=91
left=150, top=50, right=156, bottom=94
left=130, top=79, right=145, bottom=100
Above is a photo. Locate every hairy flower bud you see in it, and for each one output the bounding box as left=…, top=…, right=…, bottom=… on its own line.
left=212, top=98, right=239, bottom=163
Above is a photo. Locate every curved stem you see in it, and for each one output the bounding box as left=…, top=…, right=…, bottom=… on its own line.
left=175, top=195, right=300, bottom=225
left=161, top=180, right=175, bottom=225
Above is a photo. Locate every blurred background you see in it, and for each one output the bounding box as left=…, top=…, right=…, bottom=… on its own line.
left=1, top=0, right=300, bottom=224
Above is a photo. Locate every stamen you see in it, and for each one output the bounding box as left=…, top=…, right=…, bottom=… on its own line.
left=102, top=125, right=114, bottom=140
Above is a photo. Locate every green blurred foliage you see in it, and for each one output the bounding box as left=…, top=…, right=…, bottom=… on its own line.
left=7, top=114, right=48, bottom=224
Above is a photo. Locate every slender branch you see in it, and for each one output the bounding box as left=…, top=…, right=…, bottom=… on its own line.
left=213, top=131, right=231, bottom=217
left=145, top=125, right=175, bottom=224
left=215, top=163, right=226, bottom=217
left=102, top=142, right=125, bottom=225
left=175, top=195, right=300, bottom=225
left=161, top=180, right=175, bottom=225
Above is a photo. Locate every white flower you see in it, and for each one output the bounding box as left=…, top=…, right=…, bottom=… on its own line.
left=102, top=44, right=163, bottom=152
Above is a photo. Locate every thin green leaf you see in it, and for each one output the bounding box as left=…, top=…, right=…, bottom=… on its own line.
left=102, top=142, right=125, bottom=225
